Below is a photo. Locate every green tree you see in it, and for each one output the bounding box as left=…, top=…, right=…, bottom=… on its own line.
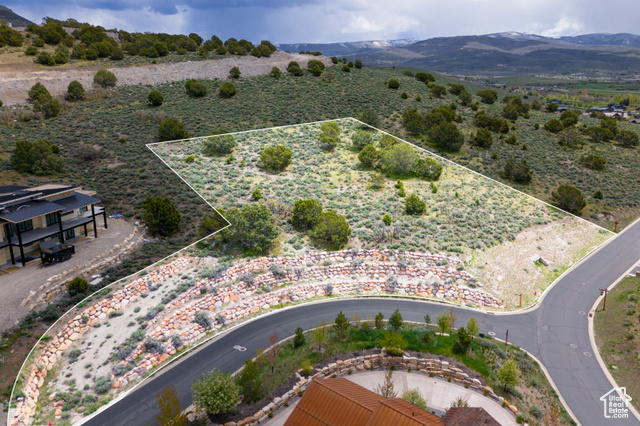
left=544, top=119, right=564, bottom=134
left=358, top=109, right=379, bottom=127
left=68, top=276, right=89, bottom=296
left=260, top=145, right=292, bottom=172
left=236, top=359, right=261, bottom=403
left=318, top=121, right=340, bottom=151
left=380, top=143, right=418, bottom=177
left=415, top=72, right=434, bottom=83
left=28, top=82, right=51, bottom=103
left=155, top=385, right=187, bottom=426
left=333, top=311, right=350, bottom=339
left=222, top=203, right=279, bottom=252
left=600, top=117, right=619, bottom=138
left=270, top=66, right=282, bottom=79
left=558, top=127, right=585, bottom=148
left=551, top=184, right=586, bottom=215
left=320, top=121, right=340, bottom=138
left=452, top=326, right=472, bottom=354
left=431, top=122, right=464, bottom=152
left=203, top=134, right=237, bottom=155
left=200, top=211, right=226, bottom=237
left=447, top=83, right=465, bottom=96
left=560, top=110, right=580, bottom=127
left=292, top=199, right=323, bottom=230
left=374, top=370, right=397, bottom=398
left=466, top=317, right=479, bottom=337
left=375, top=313, right=385, bottom=329
left=388, top=79, right=400, bottom=89
left=388, top=309, right=403, bottom=331
left=430, top=84, right=446, bottom=98
left=458, top=90, right=473, bottom=106
left=36, top=51, right=55, bottom=66
left=142, top=196, right=181, bottom=237
left=471, top=128, right=493, bottom=148
left=619, top=129, right=640, bottom=147
left=355, top=59, right=363, bottom=68
left=293, top=327, right=306, bottom=348
left=312, top=210, right=352, bottom=250
left=436, top=311, right=452, bottom=335
left=93, top=69, right=117, bottom=87
left=158, top=117, right=189, bottom=141
left=546, top=102, right=558, bottom=113
left=579, top=153, right=606, bottom=171
left=589, top=126, right=613, bottom=143
left=192, top=369, right=240, bottom=415
left=401, top=389, right=427, bottom=410
left=424, top=314, right=431, bottom=325
left=10, top=139, right=64, bottom=175
left=477, top=89, right=498, bottom=104
left=185, top=79, right=207, bottom=97
left=229, top=66, right=241, bottom=79
left=251, top=188, right=262, bottom=201
left=497, top=360, right=520, bottom=391
left=65, top=80, right=85, bottom=101
left=307, top=59, right=325, bottom=71
left=351, top=129, right=373, bottom=151
left=502, top=158, right=532, bottom=183
left=358, top=144, right=379, bottom=168
left=148, top=90, right=163, bottom=106
left=312, top=322, right=328, bottom=351
left=381, top=332, right=409, bottom=355
left=379, top=134, right=400, bottom=150
left=219, top=82, right=237, bottom=98
left=405, top=194, right=426, bottom=215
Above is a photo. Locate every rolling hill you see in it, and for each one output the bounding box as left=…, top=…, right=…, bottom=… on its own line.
left=0, top=5, right=33, bottom=27
left=289, top=32, right=640, bottom=76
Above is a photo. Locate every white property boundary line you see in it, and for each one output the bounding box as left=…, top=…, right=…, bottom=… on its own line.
left=9, top=117, right=616, bottom=425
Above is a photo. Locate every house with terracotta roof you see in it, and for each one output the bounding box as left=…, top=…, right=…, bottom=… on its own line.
left=284, top=378, right=500, bottom=426
left=0, top=184, right=106, bottom=267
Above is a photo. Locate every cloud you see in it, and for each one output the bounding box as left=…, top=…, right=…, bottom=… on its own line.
left=540, top=17, right=584, bottom=38
left=341, top=16, right=382, bottom=34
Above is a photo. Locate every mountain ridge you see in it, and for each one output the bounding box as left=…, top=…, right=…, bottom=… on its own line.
left=0, top=5, right=33, bottom=27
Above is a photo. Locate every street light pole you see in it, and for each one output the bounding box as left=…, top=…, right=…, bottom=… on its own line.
left=599, top=288, right=609, bottom=310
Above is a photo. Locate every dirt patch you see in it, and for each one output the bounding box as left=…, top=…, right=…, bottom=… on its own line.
left=468, top=217, right=612, bottom=308
left=0, top=52, right=330, bottom=106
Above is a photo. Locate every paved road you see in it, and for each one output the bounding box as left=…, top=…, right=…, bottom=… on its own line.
left=82, top=220, right=640, bottom=426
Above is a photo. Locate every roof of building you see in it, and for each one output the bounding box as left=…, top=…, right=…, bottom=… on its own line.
left=0, top=186, right=100, bottom=223
left=365, top=398, right=444, bottom=426
left=441, top=407, right=501, bottom=426
left=285, top=378, right=382, bottom=426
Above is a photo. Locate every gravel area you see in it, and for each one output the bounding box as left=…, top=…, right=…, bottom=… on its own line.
left=0, top=52, right=330, bottom=105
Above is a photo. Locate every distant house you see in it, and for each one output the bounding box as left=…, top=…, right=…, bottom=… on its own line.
left=284, top=378, right=500, bottom=426
left=0, top=185, right=106, bottom=267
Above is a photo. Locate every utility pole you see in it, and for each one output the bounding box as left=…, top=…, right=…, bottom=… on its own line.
left=599, top=288, right=609, bottom=310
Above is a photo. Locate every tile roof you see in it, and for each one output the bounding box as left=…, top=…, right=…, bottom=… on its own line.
left=285, top=379, right=382, bottom=426
left=441, top=407, right=501, bottom=426
left=366, top=398, right=444, bottom=426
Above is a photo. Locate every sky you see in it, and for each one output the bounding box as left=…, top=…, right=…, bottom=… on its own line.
left=6, top=0, right=640, bottom=44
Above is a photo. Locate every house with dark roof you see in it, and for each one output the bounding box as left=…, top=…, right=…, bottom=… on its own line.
left=0, top=184, right=106, bottom=267
left=284, top=378, right=500, bottom=426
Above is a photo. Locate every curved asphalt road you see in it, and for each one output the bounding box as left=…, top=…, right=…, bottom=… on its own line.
left=82, top=220, right=640, bottom=426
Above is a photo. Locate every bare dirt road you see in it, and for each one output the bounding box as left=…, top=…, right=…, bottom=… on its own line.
left=0, top=52, right=330, bottom=105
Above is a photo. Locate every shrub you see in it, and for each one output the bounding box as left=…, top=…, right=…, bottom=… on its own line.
left=358, top=109, right=379, bottom=127
left=185, top=79, right=207, bottom=97
left=301, top=360, right=313, bottom=376
left=219, top=82, right=236, bottom=98
left=192, top=369, right=240, bottom=415
left=293, top=327, right=305, bottom=348
left=430, top=122, right=464, bottom=152
left=381, top=332, right=408, bottom=355
left=79, top=144, right=98, bottom=161
left=401, top=389, right=427, bottom=410
left=552, top=184, right=587, bottom=215
left=260, top=145, right=292, bottom=172
left=142, top=196, right=181, bottom=237
left=148, top=90, right=163, bottom=106
left=312, top=210, right=351, bottom=250
left=388, top=79, right=399, bottom=89
left=619, top=129, right=639, bottom=147
left=558, top=127, right=584, bottom=148
left=292, top=199, right=323, bottom=230
left=405, top=194, right=426, bottom=215
left=93, top=376, right=112, bottom=395
left=28, top=82, right=51, bottom=103
left=594, top=190, right=603, bottom=199
left=415, top=72, right=434, bottom=82
left=11, top=139, right=65, bottom=175
left=471, top=128, right=493, bottom=148
left=307, top=59, right=325, bottom=71
left=400, top=92, right=408, bottom=99
left=341, top=64, right=351, bottom=72
left=477, top=89, right=498, bottom=104
left=355, top=59, right=363, bottom=68
left=203, top=134, right=237, bottom=155
left=351, top=129, right=373, bottom=151
left=25, top=46, right=38, bottom=55
left=430, top=84, right=446, bottom=98
left=65, top=80, right=85, bottom=102
left=578, top=153, right=606, bottom=171
left=237, top=359, right=261, bottom=402
left=36, top=51, right=55, bottom=66
left=93, top=69, right=117, bottom=87
left=544, top=118, right=564, bottom=134
left=251, top=188, right=262, bottom=200
left=158, top=117, right=189, bottom=141
left=220, top=203, right=279, bottom=253
left=502, top=158, right=532, bottom=183
left=270, top=66, right=282, bottom=79
left=194, top=311, right=213, bottom=329
left=358, top=144, right=379, bottom=168
left=229, top=66, right=241, bottom=79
